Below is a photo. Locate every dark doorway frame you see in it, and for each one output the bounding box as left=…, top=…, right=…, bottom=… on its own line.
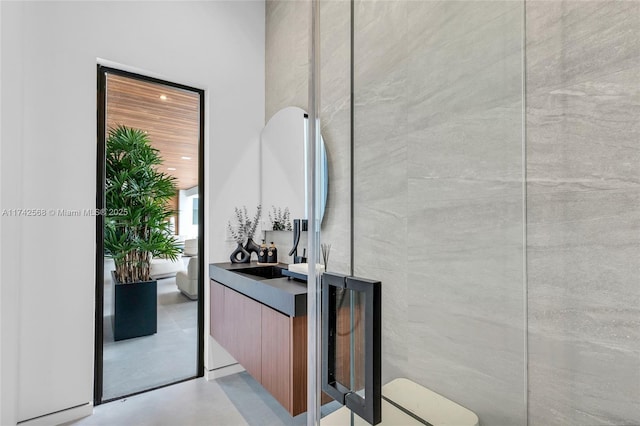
left=95, top=65, right=206, bottom=405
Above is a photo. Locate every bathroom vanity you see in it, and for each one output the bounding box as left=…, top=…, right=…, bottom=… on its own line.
left=209, top=262, right=313, bottom=416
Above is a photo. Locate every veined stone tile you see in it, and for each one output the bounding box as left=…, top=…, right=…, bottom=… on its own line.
left=354, top=263, right=409, bottom=385
left=408, top=175, right=523, bottom=206
left=406, top=308, right=526, bottom=426
left=526, top=4, right=640, bottom=421
left=406, top=258, right=525, bottom=321
left=526, top=0, right=640, bottom=94
left=407, top=1, right=521, bottom=53
left=408, top=189, right=524, bottom=251
left=354, top=160, right=406, bottom=213
left=407, top=105, right=524, bottom=194
left=354, top=81, right=407, bottom=211
left=406, top=255, right=524, bottom=324
left=265, top=0, right=308, bottom=121
left=406, top=1, right=523, bottom=128
left=353, top=203, right=407, bottom=270
left=268, top=2, right=640, bottom=425
left=321, top=106, right=351, bottom=276
left=353, top=0, right=408, bottom=88
left=527, top=189, right=640, bottom=345
left=321, top=0, right=351, bottom=113
left=528, top=333, right=640, bottom=426
left=527, top=67, right=640, bottom=194
left=266, top=0, right=353, bottom=278
left=354, top=83, right=407, bottom=213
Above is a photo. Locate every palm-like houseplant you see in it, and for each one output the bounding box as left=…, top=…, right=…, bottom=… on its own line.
left=105, top=125, right=180, bottom=283
left=104, top=125, right=180, bottom=340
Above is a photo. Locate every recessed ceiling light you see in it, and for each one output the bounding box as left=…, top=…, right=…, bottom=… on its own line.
left=167, top=167, right=176, bottom=171
left=181, top=156, right=191, bottom=160
left=159, top=95, right=168, bottom=101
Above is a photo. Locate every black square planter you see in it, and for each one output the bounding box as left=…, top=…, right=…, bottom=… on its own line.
left=111, top=271, right=158, bottom=341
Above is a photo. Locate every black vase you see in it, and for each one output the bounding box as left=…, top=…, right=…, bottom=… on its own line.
left=230, top=243, right=251, bottom=263
left=244, top=238, right=261, bottom=261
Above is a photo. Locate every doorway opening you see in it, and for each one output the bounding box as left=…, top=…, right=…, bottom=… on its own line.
left=95, top=66, right=205, bottom=404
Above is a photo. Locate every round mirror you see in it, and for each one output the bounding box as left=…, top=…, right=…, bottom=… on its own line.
left=260, top=106, right=328, bottom=228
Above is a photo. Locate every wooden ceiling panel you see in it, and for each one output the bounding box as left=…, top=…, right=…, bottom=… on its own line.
left=106, top=74, right=200, bottom=190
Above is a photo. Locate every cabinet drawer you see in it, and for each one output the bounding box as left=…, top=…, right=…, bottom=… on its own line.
left=210, top=280, right=262, bottom=382
left=261, top=305, right=292, bottom=412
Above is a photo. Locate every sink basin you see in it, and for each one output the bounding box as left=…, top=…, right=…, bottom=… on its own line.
left=232, top=265, right=283, bottom=280
left=210, top=262, right=308, bottom=317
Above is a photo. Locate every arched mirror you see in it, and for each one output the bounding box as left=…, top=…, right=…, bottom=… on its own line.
left=260, top=106, right=328, bottom=228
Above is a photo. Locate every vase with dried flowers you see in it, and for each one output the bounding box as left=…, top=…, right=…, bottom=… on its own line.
left=227, top=205, right=262, bottom=263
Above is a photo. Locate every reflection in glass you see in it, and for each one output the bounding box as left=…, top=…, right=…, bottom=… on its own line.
left=331, top=287, right=366, bottom=396
left=335, top=288, right=366, bottom=398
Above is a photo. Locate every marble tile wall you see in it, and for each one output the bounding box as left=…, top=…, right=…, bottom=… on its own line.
left=352, top=1, right=526, bottom=424
left=265, top=0, right=352, bottom=275
left=526, top=1, right=640, bottom=424
left=265, top=0, right=308, bottom=122
left=266, top=0, right=639, bottom=424
left=352, top=0, right=411, bottom=384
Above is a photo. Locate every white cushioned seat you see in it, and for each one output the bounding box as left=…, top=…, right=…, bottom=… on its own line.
left=149, top=255, right=183, bottom=279
left=176, top=256, right=198, bottom=300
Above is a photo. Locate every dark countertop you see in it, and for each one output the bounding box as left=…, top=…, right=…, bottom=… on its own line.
left=209, top=262, right=307, bottom=317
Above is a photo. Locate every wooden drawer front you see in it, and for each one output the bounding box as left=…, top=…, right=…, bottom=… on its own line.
left=261, top=305, right=292, bottom=413
left=210, top=280, right=226, bottom=344
left=225, top=286, right=262, bottom=382
left=210, top=280, right=262, bottom=382
left=209, top=279, right=325, bottom=416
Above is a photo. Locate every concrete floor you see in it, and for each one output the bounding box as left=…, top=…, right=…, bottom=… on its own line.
left=216, top=372, right=341, bottom=425
left=66, top=373, right=341, bottom=426
left=103, top=262, right=198, bottom=400
left=65, top=377, right=246, bottom=426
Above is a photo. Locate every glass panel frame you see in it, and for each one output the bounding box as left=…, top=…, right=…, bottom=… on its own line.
left=322, top=272, right=382, bottom=425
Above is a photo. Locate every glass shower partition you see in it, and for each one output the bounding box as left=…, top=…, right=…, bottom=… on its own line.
left=351, top=1, right=527, bottom=424
left=312, top=0, right=527, bottom=424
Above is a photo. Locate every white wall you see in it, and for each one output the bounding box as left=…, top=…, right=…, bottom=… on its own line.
left=0, top=1, right=264, bottom=423
left=1, top=3, right=23, bottom=425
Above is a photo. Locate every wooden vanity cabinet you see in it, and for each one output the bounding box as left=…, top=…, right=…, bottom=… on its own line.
left=261, top=304, right=308, bottom=415
left=210, top=279, right=307, bottom=415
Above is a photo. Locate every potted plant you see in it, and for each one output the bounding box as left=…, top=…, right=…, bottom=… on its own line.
left=227, top=205, right=261, bottom=263
left=268, top=206, right=292, bottom=231
left=104, top=125, right=180, bottom=341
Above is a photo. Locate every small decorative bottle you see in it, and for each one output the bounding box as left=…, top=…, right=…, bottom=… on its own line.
left=258, top=240, right=268, bottom=264
left=267, top=242, right=278, bottom=264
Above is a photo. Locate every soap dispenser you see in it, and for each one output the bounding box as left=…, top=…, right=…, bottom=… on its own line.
left=267, top=242, right=278, bottom=264
left=258, top=240, right=268, bottom=264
